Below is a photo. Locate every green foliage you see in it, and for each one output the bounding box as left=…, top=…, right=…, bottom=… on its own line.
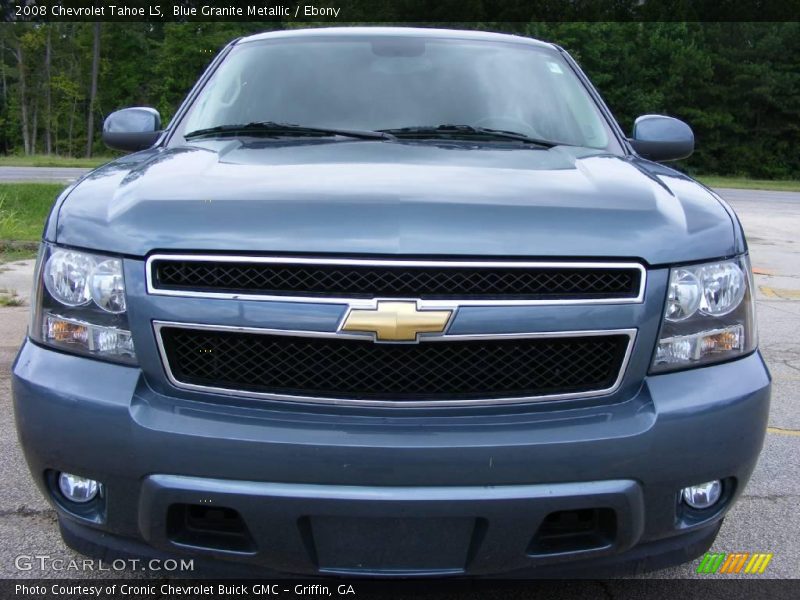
left=152, top=22, right=277, bottom=122
left=523, top=22, right=800, bottom=178
left=0, top=183, right=64, bottom=241
left=0, top=22, right=798, bottom=177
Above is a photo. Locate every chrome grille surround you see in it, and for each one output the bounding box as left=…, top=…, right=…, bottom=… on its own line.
left=147, top=255, right=644, bottom=407
left=153, top=321, right=637, bottom=408
left=146, top=255, right=647, bottom=306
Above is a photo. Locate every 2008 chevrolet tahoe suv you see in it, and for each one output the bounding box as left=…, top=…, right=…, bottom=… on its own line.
left=12, top=27, right=770, bottom=577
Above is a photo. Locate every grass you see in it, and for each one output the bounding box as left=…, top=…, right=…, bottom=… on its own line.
left=0, top=288, right=24, bottom=306
left=696, top=176, right=800, bottom=192
left=0, top=244, right=38, bottom=264
left=0, top=183, right=63, bottom=240
left=0, top=183, right=63, bottom=263
left=0, top=154, right=115, bottom=168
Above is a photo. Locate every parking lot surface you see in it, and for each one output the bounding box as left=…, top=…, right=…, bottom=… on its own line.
left=0, top=188, right=797, bottom=581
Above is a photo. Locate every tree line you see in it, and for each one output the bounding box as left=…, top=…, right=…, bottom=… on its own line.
left=0, top=22, right=797, bottom=178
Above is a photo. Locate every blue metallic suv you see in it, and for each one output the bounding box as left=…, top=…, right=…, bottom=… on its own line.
left=13, top=28, right=770, bottom=577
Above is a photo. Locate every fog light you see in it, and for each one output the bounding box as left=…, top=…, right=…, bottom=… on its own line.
left=682, top=480, right=722, bottom=509
left=58, top=473, right=99, bottom=504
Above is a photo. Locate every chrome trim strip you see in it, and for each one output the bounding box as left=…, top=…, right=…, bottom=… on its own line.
left=153, top=320, right=638, bottom=408
left=145, top=254, right=647, bottom=307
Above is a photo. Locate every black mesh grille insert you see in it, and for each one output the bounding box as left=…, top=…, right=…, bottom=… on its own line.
left=159, top=328, right=630, bottom=402
left=152, top=259, right=641, bottom=300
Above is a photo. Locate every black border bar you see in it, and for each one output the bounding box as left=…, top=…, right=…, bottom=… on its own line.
left=3, top=0, right=800, bottom=23
left=5, top=579, right=800, bottom=600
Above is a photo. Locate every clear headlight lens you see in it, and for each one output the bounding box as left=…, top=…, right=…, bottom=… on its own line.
left=698, top=261, right=746, bottom=316
left=31, top=245, right=136, bottom=364
left=43, top=250, right=94, bottom=307
left=652, top=256, right=756, bottom=373
left=89, top=259, right=126, bottom=313
left=665, top=268, right=702, bottom=321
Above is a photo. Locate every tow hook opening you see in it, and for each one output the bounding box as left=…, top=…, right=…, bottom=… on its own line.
left=166, top=503, right=257, bottom=554
left=528, top=508, right=617, bottom=556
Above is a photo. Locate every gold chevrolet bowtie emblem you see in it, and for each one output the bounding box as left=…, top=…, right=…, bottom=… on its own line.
left=341, top=301, right=452, bottom=342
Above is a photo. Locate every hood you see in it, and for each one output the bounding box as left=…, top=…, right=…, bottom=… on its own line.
left=54, top=140, right=737, bottom=265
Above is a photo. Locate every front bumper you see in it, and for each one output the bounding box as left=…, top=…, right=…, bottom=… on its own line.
left=13, top=340, right=770, bottom=577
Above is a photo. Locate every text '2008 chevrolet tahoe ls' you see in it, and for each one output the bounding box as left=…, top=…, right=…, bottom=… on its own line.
left=13, top=27, right=770, bottom=577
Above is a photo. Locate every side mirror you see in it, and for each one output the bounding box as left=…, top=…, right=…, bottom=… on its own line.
left=630, top=115, right=694, bottom=162
left=102, top=107, right=162, bottom=152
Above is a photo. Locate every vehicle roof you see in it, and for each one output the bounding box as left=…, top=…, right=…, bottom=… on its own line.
left=238, top=27, right=555, bottom=50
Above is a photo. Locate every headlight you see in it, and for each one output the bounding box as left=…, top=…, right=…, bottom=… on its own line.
left=30, top=245, right=136, bottom=364
left=651, top=255, right=756, bottom=373
left=664, top=268, right=702, bottom=321
left=88, top=259, right=127, bottom=313
left=43, top=250, right=94, bottom=306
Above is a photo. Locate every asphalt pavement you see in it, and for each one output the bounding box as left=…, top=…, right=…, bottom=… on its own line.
left=0, top=187, right=797, bottom=583
left=0, top=166, right=90, bottom=183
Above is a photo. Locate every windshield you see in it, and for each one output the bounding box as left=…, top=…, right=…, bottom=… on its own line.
left=180, top=35, right=614, bottom=149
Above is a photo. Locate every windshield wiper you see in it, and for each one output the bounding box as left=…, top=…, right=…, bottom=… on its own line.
left=378, top=124, right=563, bottom=147
left=184, top=121, right=396, bottom=141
